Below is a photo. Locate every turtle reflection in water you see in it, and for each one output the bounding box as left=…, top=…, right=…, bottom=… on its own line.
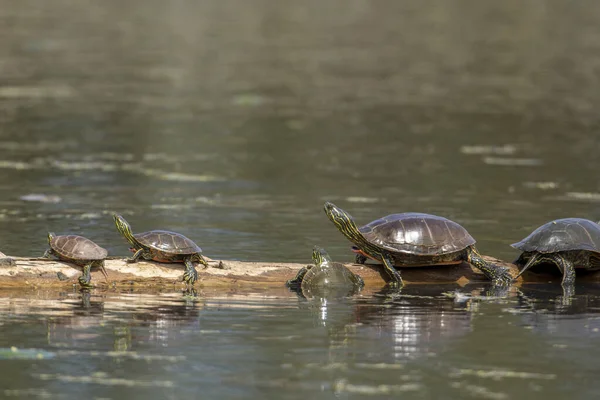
left=512, top=218, right=600, bottom=297
left=286, top=247, right=364, bottom=298
left=43, top=233, right=109, bottom=288
left=113, top=214, right=209, bottom=286
left=324, top=202, right=512, bottom=288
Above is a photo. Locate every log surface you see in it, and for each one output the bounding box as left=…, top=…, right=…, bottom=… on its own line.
left=0, top=254, right=594, bottom=288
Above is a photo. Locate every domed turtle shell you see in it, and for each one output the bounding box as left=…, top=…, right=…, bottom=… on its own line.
left=50, top=235, right=108, bottom=260
left=301, top=262, right=363, bottom=289
left=511, top=218, right=600, bottom=254
left=360, top=212, right=476, bottom=255
left=134, top=230, right=202, bottom=255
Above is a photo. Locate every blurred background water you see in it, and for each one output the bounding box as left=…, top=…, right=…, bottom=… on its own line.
left=1, top=1, right=600, bottom=398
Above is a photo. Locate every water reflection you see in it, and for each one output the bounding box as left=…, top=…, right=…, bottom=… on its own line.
left=515, top=284, right=600, bottom=335
left=0, top=286, right=600, bottom=398
left=353, top=286, right=479, bottom=361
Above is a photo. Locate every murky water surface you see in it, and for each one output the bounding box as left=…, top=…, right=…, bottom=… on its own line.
left=2, top=0, right=600, bottom=398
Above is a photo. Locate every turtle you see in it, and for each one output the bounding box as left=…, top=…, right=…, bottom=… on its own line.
left=112, top=214, right=208, bottom=285
left=42, top=233, right=109, bottom=288
left=511, top=218, right=600, bottom=289
left=323, top=202, right=512, bottom=287
left=286, top=246, right=364, bottom=297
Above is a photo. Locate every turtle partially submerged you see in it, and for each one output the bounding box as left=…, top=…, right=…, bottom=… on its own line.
left=286, top=247, right=364, bottom=297
left=324, top=202, right=512, bottom=287
left=113, top=214, right=208, bottom=285
left=512, top=218, right=600, bottom=290
left=43, top=233, right=109, bottom=288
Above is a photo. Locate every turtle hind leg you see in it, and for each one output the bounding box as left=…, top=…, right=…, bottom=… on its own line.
left=467, top=247, right=512, bottom=286
left=286, top=266, right=310, bottom=288
left=182, top=256, right=199, bottom=286
left=77, top=263, right=93, bottom=289
left=380, top=254, right=403, bottom=289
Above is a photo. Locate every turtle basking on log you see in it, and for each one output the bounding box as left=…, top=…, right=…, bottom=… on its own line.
left=113, top=214, right=208, bottom=286
left=323, top=202, right=512, bottom=288
left=512, top=218, right=600, bottom=296
left=43, top=233, right=109, bottom=288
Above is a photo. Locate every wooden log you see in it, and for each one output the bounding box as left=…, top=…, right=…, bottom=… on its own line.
left=0, top=254, right=594, bottom=289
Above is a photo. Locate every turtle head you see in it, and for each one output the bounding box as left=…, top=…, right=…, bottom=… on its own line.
left=47, top=232, right=55, bottom=244
left=324, top=202, right=361, bottom=242
left=113, top=213, right=137, bottom=246
left=312, top=246, right=332, bottom=266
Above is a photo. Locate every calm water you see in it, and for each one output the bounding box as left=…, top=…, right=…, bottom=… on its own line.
left=2, top=0, right=600, bottom=398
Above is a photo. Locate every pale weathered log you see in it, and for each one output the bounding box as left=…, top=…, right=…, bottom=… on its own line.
left=0, top=254, right=592, bottom=289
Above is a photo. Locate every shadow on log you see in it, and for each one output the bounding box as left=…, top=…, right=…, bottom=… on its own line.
left=0, top=254, right=595, bottom=289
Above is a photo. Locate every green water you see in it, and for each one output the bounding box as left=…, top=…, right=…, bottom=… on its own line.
left=2, top=0, right=600, bottom=398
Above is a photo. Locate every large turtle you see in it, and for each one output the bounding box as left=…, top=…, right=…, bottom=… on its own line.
left=511, top=218, right=600, bottom=290
left=43, top=233, right=109, bottom=288
left=324, top=202, right=512, bottom=287
left=287, top=246, right=364, bottom=298
left=113, top=214, right=208, bottom=285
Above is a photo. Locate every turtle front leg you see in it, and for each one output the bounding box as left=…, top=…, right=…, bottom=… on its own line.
left=380, top=254, right=404, bottom=288
left=193, top=253, right=209, bottom=269
left=78, top=263, right=93, bottom=289
left=467, top=247, right=512, bottom=286
left=286, top=266, right=310, bottom=288
left=352, top=247, right=368, bottom=264
left=182, top=256, right=198, bottom=286
left=355, top=254, right=367, bottom=264
left=549, top=253, right=576, bottom=298
left=126, top=248, right=145, bottom=263
left=42, top=249, right=55, bottom=259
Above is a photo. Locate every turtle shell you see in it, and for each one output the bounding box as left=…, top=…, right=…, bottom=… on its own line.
left=360, top=212, right=475, bottom=255
left=302, top=262, right=362, bottom=288
left=134, top=230, right=202, bottom=255
left=50, top=235, right=107, bottom=260
left=301, top=262, right=363, bottom=298
left=511, top=218, right=600, bottom=254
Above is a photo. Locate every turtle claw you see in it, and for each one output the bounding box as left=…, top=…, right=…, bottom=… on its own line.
left=490, top=267, right=513, bottom=286
left=77, top=264, right=94, bottom=289
left=355, top=253, right=367, bottom=264
left=77, top=276, right=93, bottom=289
left=385, top=280, right=404, bottom=290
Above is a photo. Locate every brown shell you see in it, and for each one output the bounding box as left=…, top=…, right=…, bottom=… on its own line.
left=360, top=212, right=475, bottom=255
left=134, top=230, right=202, bottom=255
left=50, top=235, right=108, bottom=260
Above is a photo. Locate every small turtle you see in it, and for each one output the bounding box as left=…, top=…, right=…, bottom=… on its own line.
left=512, top=218, right=600, bottom=289
left=286, top=246, right=364, bottom=296
left=324, top=202, right=512, bottom=287
left=43, top=233, right=109, bottom=288
left=113, top=214, right=208, bottom=285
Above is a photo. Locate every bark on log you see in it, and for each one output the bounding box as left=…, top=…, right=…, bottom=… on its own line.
left=0, top=254, right=594, bottom=289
